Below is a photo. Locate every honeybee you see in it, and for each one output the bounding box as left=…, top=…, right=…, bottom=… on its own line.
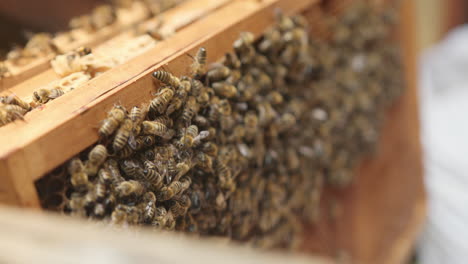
left=0, top=104, right=27, bottom=125
left=98, top=167, right=113, bottom=185
left=67, top=193, right=87, bottom=217
left=216, top=161, right=234, bottom=191
left=211, top=82, right=237, bottom=98
left=118, top=144, right=135, bottom=158
left=111, top=205, right=128, bottom=225
left=166, top=87, right=187, bottom=115
left=94, top=181, right=107, bottom=201
left=0, top=94, right=31, bottom=111
left=206, top=65, right=230, bottom=83
left=276, top=113, right=296, bottom=132
left=68, top=158, right=89, bottom=190
left=157, top=177, right=191, bottom=201
left=142, top=162, right=163, bottom=189
left=141, top=120, right=168, bottom=136
left=93, top=203, right=106, bottom=217
left=149, top=87, right=174, bottom=114
left=33, top=87, right=64, bottom=104
left=178, top=125, right=198, bottom=148
left=85, top=144, right=108, bottom=176
left=152, top=71, right=181, bottom=89
left=152, top=206, right=168, bottom=228
left=99, top=105, right=127, bottom=138
left=258, top=28, right=282, bottom=53
left=174, top=161, right=191, bottom=182
left=180, top=96, right=199, bottom=125
left=142, top=191, right=157, bottom=223
left=106, top=159, right=125, bottom=185
left=170, top=194, right=191, bottom=217
left=120, top=159, right=144, bottom=179
left=129, top=105, right=147, bottom=134
left=195, top=152, right=213, bottom=173
left=190, top=79, right=204, bottom=96
left=190, top=47, right=207, bottom=79
left=116, top=180, right=145, bottom=198
left=233, top=32, right=255, bottom=51
left=200, top=142, right=218, bottom=157
left=195, top=86, right=211, bottom=107
left=192, top=130, right=210, bottom=146
left=224, top=52, right=241, bottom=69
left=113, top=118, right=133, bottom=151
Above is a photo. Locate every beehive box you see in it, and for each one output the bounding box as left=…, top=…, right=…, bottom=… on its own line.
left=0, top=0, right=424, bottom=263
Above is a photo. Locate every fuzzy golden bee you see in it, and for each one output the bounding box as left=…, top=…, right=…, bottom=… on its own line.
left=99, top=105, right=127, bottom=137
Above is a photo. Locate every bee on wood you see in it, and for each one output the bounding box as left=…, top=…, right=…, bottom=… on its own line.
left=85, top=144, right=108, bottom=176
left=99, top=105, right=127, bottom=138
left=206, top=65, right=231, bottom=83
left=157, top=177, right=191, bottom=201
left=190, top=47, right=207, bottom=79
left=0, top=104, right=27, bottom=125
left=180, top=96, right=199, bottom=125
left=116, top=180, right=145, bottom=198
left=113, top=118, right=133, bottom=152
left=149, top=87, right=174, bottom=114
left=211, top=82, right=237, bottom=98
left=68, top=158, right=89, bottom=190
left=33, top=87, right=64, bottom=104
left=142, top=191, right=157, bottom=223
left=152, top=71, right=181, bottom=89
left=0, top=94, right=31, bottom=111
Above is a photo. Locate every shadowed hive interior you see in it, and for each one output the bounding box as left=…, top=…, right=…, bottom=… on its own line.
left=34, top=0, right=404, bottom=253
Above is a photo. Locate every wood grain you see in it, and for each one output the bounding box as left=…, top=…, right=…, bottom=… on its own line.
left=0, top=0, right=319, bottom=206
left=301, top=1, right=425, bottom=263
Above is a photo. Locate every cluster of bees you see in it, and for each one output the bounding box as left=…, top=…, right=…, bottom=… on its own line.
left=37, top=2, right=404, bottom=250
left=0, top=0, right=185, bottom=128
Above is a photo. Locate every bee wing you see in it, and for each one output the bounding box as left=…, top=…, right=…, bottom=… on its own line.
left=128, top=132, right=138, bottom=150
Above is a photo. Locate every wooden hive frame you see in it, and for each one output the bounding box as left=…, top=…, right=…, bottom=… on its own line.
left=0, top=0, right=424, bottom=263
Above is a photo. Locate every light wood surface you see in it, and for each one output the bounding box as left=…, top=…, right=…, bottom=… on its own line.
left=0, top=206, right=332, bottom=264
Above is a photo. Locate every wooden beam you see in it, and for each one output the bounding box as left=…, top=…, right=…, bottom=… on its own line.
left=0, top=0, right=319, bottom=206
left=0, top=206, right=332, bottom=264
